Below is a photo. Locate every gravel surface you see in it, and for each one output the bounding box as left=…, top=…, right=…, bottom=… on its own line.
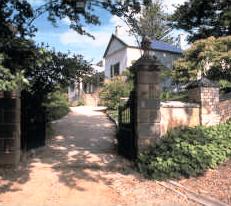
left=0, top=106, right=199, bottom=206
left=179, top=159, right=231, bottom=205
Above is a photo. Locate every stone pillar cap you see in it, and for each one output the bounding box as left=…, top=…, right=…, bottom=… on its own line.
left=187, top=77, right=219, bottom=89
left=132, top=55, right=165, bottom=72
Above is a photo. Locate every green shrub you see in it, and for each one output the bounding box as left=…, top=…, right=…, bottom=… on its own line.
left=137, top=122, right=231, bottom=180
left=160, top=91, right=188, bottom=101
left=99, top=76, right=133, bottom=110
left=44, top=90, right=70, bottom=121
left=0, top=54, right=29, bottom=91
left=70, top=99, right=85, bottom=107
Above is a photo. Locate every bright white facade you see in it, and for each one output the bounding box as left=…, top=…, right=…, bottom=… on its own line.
left=103, top=35, right=183, bottom=85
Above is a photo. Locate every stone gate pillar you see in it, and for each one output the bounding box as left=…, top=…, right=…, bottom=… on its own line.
left=0, top=91, right=21, bottom=166
left=188, top=77, right=220, bottom=126
left=133, top=38, right=163, bottom=152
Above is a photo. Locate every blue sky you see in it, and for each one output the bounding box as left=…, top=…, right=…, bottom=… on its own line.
left=29, top=0, right=187, bottom=64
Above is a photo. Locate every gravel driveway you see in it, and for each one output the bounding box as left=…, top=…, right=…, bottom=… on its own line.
left=0, top=106, right=198, bottom=206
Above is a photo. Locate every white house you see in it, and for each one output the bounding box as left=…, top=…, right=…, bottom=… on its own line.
left=68, top=62, right=103, bottom=105
left=103, top=34, right=183, bottom=89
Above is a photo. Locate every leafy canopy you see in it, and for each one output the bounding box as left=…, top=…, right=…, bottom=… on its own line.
left=138, top=0, right=173, bottom=42
left=171, top=36, right=231, bottom=87
left=0, top=0, right=152, bottom=94
left=0, top=54, right=29, bottom=91
left=0, top=0, right=152, bottom=39
left=171, top=0, right=231, bottom=42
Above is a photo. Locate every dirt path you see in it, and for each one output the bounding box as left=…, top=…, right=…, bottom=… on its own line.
left=0, top=107, right=198, bottom=206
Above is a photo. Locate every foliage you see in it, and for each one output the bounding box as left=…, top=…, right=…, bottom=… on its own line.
left=160, top=91, right=188, bottom=101
left=138, top=0, right=173, bottom=42
left=0, top=0, right=151, bottom=40
left=44, top=90, right=70, bottom=121
left=171, top=36, right=231, bottom=86
left=100, top=76, right=133, bottom=110
left=0, top=0, right=35, bottom=38
left=138, top=121, right=231, bottom=180
left=69, top=98, right=85, bottom=107
left=171, top=0, right=231, bottom=42
left=26, top=46, right=92, bottom=97
left=0, top=54, right=29, bottom=91
left=82, top=71, right=105, bottom=88
left=0, top=37, right=92, bottom=99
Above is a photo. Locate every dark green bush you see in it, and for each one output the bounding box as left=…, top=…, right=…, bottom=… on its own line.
left=99, top=77, right=133, bottom=110
left=160, top=91, right=188, bottom=101
left=137, top=122, right=231, bottom=180
left=44, top=90, right=70, bottom=121
left=0, top=54, right=29, bottom=91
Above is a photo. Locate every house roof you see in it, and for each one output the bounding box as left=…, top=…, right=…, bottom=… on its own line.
left=103, top=34, right=127, bottom=58
left=151, top=40, right=182, bottom=54
left=103, top=34, right=183, bottom=57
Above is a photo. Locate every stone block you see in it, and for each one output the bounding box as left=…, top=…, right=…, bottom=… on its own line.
left=137, top=99, right=160, bottom=109
left=0, top=109, right=3, bottom=123
left=0, top=125, right=17, bottom=138
left=4, top=110, right=17, bottom=124
left=137, top=71, right=160, bottom=84
left=137, top=122, right=160, bottom=138
left=137, top=123, right=161, bottom=151
left=0, top=150, right=20, bottom=166
left=137, top=110, right=160, bottom=123
left=137, top=84, right=160, bottom=99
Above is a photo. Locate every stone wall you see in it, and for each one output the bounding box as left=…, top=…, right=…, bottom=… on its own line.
left=160, top=101, right=200, bottom=136
left=160, top=88, right=231, bottom=136
left=188, top=83, right=220, bottom=126
left=200, top=87, right=220, bottom=126
left=219, top=97, right=231, bottom=123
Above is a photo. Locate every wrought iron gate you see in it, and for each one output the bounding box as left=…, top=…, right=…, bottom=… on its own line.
left=117, top=92, right=137, bottom=159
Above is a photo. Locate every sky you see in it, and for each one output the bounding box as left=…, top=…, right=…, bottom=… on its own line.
left=29, top=0, right=188, bottom=64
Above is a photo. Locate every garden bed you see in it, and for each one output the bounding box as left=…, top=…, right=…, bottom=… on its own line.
left=137, top=121, right=231, bottom=180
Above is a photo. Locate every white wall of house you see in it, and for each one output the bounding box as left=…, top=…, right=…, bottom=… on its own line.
left=107, top=39, right=125, bottom=56
left=126, top=47, right=142, bottom=68
left=104, top=48, right=127, bottom=78
left=104, top=36, right=182, bottom=86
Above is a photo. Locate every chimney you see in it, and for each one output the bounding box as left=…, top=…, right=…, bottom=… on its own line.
left=115, top=25, right=122, bottom=37
left=178, top=33, right=183, bottom=49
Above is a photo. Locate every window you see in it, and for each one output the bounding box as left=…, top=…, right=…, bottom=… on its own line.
left=110, top=63, right=120, bottom=78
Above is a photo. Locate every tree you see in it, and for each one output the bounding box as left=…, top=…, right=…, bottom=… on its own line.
left=0, top=0, right=36, bottom=39
left=0, top=0, right=151, bottom=80
left=0, top=0, right=151, bottom=40
left=0, top=36, right=92, bottom=99
left=0, top=54, right=28, bottom=91
left=171, top=36, right=231, bottom=89
left=138, top=0, right=172, bottom=42
left=0, top=0, right=151, bottom=94
left=171, top=0, right=231, bottom=42
left=27, top=46, right=92, bottom=98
